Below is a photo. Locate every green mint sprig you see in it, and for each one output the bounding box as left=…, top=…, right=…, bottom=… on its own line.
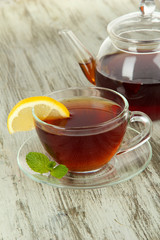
left=26, top=152, right=68, bottom=179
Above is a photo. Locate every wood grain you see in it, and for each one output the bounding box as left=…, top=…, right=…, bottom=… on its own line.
left=0, top=0, right=159, bottom=239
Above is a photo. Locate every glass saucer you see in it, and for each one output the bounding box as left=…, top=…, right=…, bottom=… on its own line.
left=17, top=127, right=152, bottom=189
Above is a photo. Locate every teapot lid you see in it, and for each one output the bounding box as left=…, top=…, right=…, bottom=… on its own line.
left=107, top=0, right=160, bottom=53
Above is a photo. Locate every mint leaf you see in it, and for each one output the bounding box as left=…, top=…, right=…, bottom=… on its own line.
left=50, top=164, right=68, bottom=179
left=47, top=161, right=56, bottom=171
left=26, top=152, right=68, bottom=179
left=26, top=152, right=50, bottom=174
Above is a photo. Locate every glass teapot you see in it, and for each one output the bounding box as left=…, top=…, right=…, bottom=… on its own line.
left=60, top=0, right=160, bottom=121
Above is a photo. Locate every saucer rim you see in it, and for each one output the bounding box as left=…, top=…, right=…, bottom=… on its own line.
left=17, top=129, right=152, bottom=189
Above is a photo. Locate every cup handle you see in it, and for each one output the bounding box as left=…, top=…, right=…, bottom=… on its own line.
left=117, top=111, right=152, bottom=155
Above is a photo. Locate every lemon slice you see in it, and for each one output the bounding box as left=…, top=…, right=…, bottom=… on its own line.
left=7, top=96, right=70, bottom=134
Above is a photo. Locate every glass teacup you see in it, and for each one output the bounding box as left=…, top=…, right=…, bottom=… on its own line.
left=32, top=87, right=152, bottom=173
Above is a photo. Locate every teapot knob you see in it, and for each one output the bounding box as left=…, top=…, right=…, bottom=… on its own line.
left=139, top=0, right=156, bottom=16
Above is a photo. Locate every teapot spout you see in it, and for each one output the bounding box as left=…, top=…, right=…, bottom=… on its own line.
left=59, top=30, right=96, bottom=85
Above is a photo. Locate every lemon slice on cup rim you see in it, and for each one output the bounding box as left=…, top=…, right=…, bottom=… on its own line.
left=7, top=96, right=70, bottom=134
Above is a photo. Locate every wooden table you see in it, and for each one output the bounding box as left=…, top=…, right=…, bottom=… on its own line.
left=0, top=0, right=160, bottom=239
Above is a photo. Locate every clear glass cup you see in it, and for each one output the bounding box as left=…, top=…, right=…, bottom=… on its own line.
left=32, top=87, right=152, bottom=173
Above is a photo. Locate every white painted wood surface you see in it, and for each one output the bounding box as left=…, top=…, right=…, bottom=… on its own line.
left=0, top=0, right=160, bottom=239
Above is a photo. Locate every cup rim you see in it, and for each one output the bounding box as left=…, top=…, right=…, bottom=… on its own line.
left=32, top=86, right=129, bottom=133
